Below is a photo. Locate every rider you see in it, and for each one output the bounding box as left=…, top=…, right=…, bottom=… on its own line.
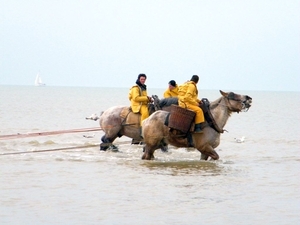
left=128, top=73, right=153, bottom=129
left=178, top=75, right=205, bottom=133
left=163, top=80, right=179, bottom=98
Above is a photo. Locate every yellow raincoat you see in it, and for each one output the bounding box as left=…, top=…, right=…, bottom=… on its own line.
left=128, top=85, right=150, bottom=125
left=178, top=81, right=204, bottom=124
left=163, top=85, right=179, bottom=98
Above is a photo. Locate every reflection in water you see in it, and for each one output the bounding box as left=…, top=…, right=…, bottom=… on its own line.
left=140, top=160, right=225, bottom=176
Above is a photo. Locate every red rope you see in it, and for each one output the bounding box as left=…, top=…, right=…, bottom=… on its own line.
left=0, top=144, right=99, bottom=156
left=0, top=127, right=103, bottom=140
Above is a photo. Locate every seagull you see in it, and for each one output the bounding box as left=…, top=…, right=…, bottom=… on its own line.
left=85, top=113, right=99, bottom=121
left=234, top=136, right=245, bottom=143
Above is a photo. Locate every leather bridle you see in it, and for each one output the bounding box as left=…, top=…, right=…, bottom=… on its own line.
left=226, top=92, right=252, bottom=112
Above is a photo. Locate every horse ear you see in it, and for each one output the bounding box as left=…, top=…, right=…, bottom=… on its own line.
left=219, top=90, right=228, bottom=97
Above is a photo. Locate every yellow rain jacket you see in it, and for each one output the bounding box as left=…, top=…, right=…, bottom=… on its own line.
left=178, top=81, right=204, bottom=124
left=128, top=85, right=150, bottom=125
left=163, top=85, right=179, bottom=98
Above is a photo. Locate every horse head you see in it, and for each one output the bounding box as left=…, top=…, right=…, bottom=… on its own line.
left=152, top=95, right=161, bottom=110
left=148, top=103, right=156, bottom=115
left=220, top=90, right=252, bottom=113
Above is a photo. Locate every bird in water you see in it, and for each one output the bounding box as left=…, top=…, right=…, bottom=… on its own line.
left=85, top=113, right=99, bottom=121
left=234, top=136, right=245, bottom=143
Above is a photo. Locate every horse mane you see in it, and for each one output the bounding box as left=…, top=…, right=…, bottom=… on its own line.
left=209, top=96, right=223, bottom=110
left=209, top=96, right=233, bottom=130
left=148, top=104, right=156, bottom=115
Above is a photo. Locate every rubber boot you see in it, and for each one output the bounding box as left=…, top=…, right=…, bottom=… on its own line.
left=194, top=123, right=203, bottom=133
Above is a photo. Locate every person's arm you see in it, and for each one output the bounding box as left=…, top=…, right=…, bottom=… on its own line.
left=132, top=87, right=148, bottom=102
left=163, top=89, right=171, bottom=98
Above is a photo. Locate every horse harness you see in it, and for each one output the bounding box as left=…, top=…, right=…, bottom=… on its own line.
left=225, top=92, right=251, bottom=112
left=200, top=98, right=225, bottom=133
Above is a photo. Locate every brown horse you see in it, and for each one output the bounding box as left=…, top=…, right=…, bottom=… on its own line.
left=141, top=90, right=252, bottom=160
left=99, top=97, right=178, bottom=150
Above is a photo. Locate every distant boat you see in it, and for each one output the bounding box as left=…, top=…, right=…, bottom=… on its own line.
left=34, top=72, right=46, bottom=86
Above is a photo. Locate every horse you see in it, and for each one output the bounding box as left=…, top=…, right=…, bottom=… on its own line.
left=141, top=90, right=252, bottom=160
left=99, top=97, right=178, bottom=150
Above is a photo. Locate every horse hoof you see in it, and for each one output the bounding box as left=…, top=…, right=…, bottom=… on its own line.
left=141, top=155, right=153, bottom=160
left=131, top=140, right=144, bottom=145
left=100, top=146, right=107, bottom=151
left=108, top=145, right=119, bottom=151
left=160, top=146, right=168, bottom=152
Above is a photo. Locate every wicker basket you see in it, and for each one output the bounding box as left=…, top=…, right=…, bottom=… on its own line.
left=168, top=105, right=196, bottom=133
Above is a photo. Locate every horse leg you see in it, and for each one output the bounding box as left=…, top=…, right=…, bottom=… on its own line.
left=100, top=135, right=117, bottom=151
left=142, top=142, right=166, bottom=153
left=200, top=153, right=209, bottom=160
left=159, top=141, right=168, bottom=152
left=142, top=137, right=167, bottom=159
left=142, top=145, right=155, bottom=160
left=200, top=145, right=219, bottom=160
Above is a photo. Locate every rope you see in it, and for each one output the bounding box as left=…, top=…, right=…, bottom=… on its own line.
left=0, top=127, right=103, bottom=140
left=0, top=144, right=99, bottom=156
left=0, top=140, right=133, bottom=156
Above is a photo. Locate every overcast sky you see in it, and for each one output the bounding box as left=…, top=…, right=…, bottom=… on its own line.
left=1, top=0, right=299, bottom=91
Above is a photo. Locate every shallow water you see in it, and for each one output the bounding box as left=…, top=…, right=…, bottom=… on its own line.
left=0, top=86, right=299, bottom=224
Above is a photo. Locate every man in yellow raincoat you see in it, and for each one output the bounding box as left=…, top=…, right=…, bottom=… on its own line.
left=163, top=80, right=179, bottom=98
left=178, top=75, right=205, bottom=133
left=128, top=73, right=152, bottom=127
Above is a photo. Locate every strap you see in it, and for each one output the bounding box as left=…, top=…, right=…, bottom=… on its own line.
left=200, top=98, right=224, bottom=133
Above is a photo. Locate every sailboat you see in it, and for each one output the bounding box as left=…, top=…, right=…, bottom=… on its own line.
left=34, top=72, right=46, bottom=86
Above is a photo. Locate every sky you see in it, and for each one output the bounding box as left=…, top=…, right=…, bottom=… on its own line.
left=1, top=0, right=299, bottom=92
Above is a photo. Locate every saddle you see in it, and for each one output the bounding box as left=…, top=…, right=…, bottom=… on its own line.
left=120, top=107, right=140, bottom=128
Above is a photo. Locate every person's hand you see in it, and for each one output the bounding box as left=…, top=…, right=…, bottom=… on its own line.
left=147, top=96, right=153, bottom=103
left=198, top=100, right=202, bottom=106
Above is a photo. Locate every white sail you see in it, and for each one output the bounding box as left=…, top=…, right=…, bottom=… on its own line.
left=35, top=72, right=46, bottom=86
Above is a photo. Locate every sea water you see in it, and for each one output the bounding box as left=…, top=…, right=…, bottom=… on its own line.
left=0, top=86, right=299, bottom=225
